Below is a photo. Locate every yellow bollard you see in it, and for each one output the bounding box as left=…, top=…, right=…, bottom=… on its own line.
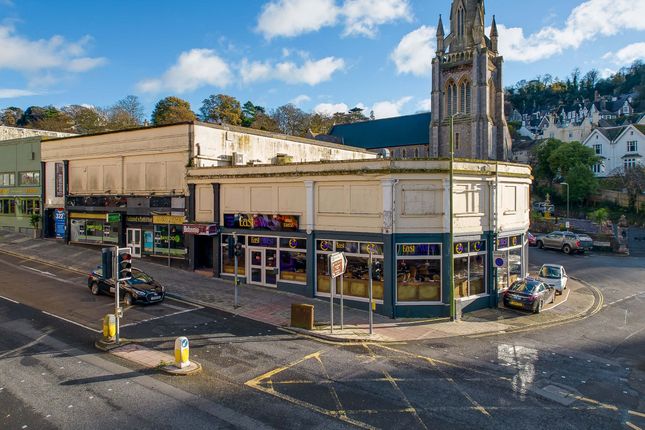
left=103, top=314, right=116, bottom=341
left=174, top=337, right=190, bottom=369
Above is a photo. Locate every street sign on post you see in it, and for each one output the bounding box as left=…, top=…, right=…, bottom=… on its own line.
left=493, top=251, right=507, bottom=269
left=328, top=252, right=346, bottom=333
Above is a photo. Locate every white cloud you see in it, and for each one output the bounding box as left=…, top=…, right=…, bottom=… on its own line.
left=257, top=0, right=340, bottom=39
left=371, top=96, right=412, bottom=119
left=257, top=0, right=411, bottom=39
left=0, top=24, right=106, bottom=73
left=602, top=42, right=645, bottom=66
left=137, top=49, right=232, bottom=94
left=290, top=94, right=311, bottom=106
left=416, top=98, right=432, bottom=112
left=494, top=0, right=645, bottom=63
left=314, top=102, right=349, bottom=115
left=241, top=56, right=345, bottom=86
left=0, top=88, right=39, bottom=98
left=342, top=0, right=412, bottom=37
left=391, top=25, right=435, bottom=76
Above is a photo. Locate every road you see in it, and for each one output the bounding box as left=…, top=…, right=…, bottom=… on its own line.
left=0, top=249, right=644, bottom=429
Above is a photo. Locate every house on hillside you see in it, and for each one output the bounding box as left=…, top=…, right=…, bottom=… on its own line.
left=582, top=124, right=644, bottom=177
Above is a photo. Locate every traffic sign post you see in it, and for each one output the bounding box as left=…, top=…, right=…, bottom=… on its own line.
left=113, top=246, right=133, bottom=345
left=328, top=252, right=346, bottom=333
left=368, top=251, right=374, bottom=335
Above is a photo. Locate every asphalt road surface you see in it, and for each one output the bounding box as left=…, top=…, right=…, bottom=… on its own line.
left=1, top=249, right=644, bottom=430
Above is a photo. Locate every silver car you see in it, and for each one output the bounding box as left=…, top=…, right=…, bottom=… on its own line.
left=536, top=231, right=594, bottom=254
left=537, top=264, right=568, bottom=295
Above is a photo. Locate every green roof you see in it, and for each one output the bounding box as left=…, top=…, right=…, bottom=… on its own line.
left=329, top=112, right=431, bottom=150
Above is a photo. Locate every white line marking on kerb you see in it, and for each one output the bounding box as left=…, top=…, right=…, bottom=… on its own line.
left=41, top=311, right=101, bottom=333
left=0, top=295, right=19, bottom=304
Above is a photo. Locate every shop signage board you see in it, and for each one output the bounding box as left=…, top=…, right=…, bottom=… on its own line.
left=106, top=213, right=121, bottom=223
left=153, top=215, right=186, bottom=225
left=330, top=252, right=346, bottom=278
left=54, top=209, right=66, bottom=239
left=183, top=224, right=218, bottom=236
left=223, top=213, right=299, bottom=231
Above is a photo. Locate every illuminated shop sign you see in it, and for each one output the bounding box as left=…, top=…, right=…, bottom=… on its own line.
left=497, top=235, right=522, bottom=249
left=397, top=244, right=441, bottom=256
left=279, top=238, right=307, bottom=249
left=223, top=213, right=299, bottom=231
left=183, top=224, right=219, bottom=236
left=455, top=241, right=486, bottom=254
left=248, top=236, right=278, bottom=247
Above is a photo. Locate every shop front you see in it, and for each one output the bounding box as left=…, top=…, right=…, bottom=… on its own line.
left=151, top=214, right=187, bottom=259
left=495, top=233, right=528, bottom=291
left=69, top=212, right=120, bottom=246
left=183, top=223, right=218, bottom=269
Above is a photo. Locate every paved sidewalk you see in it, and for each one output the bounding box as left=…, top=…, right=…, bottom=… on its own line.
left=0, top=230, right=602, bottom=342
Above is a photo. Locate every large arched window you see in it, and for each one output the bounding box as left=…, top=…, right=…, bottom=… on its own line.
left=459, top=79, right=471, bottom=114
left=446, top=80, right=457, bottom=115
left=457, top=5, right=465, bottom=38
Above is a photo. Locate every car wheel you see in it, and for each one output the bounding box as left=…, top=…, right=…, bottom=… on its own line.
left=534, top=300, right=543, bottom=314
left=537, top=241, right=544, bottom=249
left=90, top=283, right=99, bottom=296
left=563, top=244, right=572, bottom=254
left=124, top=293, right=134, bottom=307
left=551, top=294, right=556, bottom=304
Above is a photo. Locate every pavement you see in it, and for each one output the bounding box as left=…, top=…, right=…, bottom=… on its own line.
left=0, top=230, right=602, bottom=344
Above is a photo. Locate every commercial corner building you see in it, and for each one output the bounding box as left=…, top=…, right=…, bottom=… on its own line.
left=40, top=121, right=376, bottom=263
left=186, top=159, right=531, bottom=318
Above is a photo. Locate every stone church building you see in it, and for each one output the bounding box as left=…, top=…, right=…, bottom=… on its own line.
left=327, top=0, right=512, bottom=162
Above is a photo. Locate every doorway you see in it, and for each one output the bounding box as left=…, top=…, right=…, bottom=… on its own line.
left=194, top=235, right=214, bottom=269
left=248, top=247, right=278, bottom=287
left=126, top=228, right=142, bottom=257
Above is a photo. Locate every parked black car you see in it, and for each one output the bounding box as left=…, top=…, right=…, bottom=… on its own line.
left=88, top=267, right=166, bottom=305
left=502, top=278, right=555, bottom=314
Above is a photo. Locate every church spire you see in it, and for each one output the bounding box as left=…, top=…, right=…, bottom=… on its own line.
left=436, top=14, right=445, bottom=53
left=490, top=15, right=498, bottom=52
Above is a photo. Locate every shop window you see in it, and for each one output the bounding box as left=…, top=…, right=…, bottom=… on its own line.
left=20, top=199, right=40, bottom=215
left=316, top=239, right=384, bottom=301
left=221, top=234, right=246, bottom=276
left=153, top=225, right=186, bottom=257
left=0, top=199, right=16, bottom=215
left=0, top=173, right=16, bottom=187
left=279, top=237, right=307, bottom=284
left=19, top=171, right=40, bottom=186
left=396, top=244, right=442, bottom=302
left=453, top=240, right=487, bottom=298
left=496, top=235, right=525, bottom=291
left=70, top=219, right=119, bottom=245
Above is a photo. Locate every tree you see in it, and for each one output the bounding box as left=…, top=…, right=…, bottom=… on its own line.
left=565, top=163, right=598, bottom=204
left=308, top=112, right=334, bottom=135
left=200, top=94, right=242, bottom=125
left=270, top=104, right=310, bottom=136
left=151, top=97, right=196, bottom=126
left=62, top=105, right=107, bottom=134
left=533, top=138, right=562, bottom=182
left=250, top=112, right=280, bottom=133
left=547, top=141, right=599, bottom=179
left=241, top=101, right=265, bottom=127
left=617, top=165, right=645, bottom=211
left=1, top=107, right=23, bottom=126
left=108, top=95, right=145, bottom=129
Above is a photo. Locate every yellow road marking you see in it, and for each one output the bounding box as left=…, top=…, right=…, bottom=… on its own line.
left=245, top=350, right=322, bottom=387
left=382, top=368, right=428, bottom=429
left=626, top=421, right=642, bottom=430
left=314, top=354, right=347, bottom=420
left=629, top=411, right=645, bottom=418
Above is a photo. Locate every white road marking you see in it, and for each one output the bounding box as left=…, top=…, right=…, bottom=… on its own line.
left=120, top=306, right=202, bottom=327
left=603, top=292, right=645, bottom=308
left=0, top=295, right=19, bottom=304
left=41, top=311, right=101, bottom=333
left=0, top=333, right=50, bottom=359
left=21, top=265, right=55, bottom=277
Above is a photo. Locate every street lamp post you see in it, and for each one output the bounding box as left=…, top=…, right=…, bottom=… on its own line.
left=561, top=182, right=570, bottom=222
left=449, top=112, right=460, bottom=322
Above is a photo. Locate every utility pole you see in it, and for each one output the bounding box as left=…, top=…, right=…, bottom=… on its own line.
left=449, top=113, right=458, bottom=322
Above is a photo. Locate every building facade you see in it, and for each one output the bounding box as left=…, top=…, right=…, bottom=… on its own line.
left=431, top=0, right=512, bottom=160
left=187, top=159, right=531, bottom=318
left=0, top=137, right=43, bottom=233
left=41, top=122, right=376, bottom=263
left=583, top=124, right=645, bottom=177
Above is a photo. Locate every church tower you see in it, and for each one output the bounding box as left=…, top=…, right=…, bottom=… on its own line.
left=430, top=0, right=511, bottom=160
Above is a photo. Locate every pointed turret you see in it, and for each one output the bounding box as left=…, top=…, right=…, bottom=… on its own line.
left=436, top=15, right=445, bottom=53
left=490, top=15, right=498, bottom=52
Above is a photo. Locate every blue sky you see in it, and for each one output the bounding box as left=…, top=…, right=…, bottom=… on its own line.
left=0, top=0, right=643, bottom=119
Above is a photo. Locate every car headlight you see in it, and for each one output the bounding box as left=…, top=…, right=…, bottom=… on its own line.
left=135, top=290, right=146, bottom=296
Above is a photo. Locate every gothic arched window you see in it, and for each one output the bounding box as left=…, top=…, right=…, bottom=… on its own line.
left=457, top=5, right=465, bottom=38
left=446, top=81, right=457, bottom=115
left=459, top=79, right=471, bottom=114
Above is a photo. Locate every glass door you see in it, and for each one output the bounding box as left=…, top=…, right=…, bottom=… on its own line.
left=248, top=248, right=278, bottom=287
left=126, top=228, right=142, bottom=258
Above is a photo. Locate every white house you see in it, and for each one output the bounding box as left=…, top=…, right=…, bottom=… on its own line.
left=583, top=124, right=645, bottom=177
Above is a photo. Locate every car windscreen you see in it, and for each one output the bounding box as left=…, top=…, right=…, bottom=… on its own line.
left=509, top=281, right=538, bottom=294
left=128, top=270, right=153, bottom=284
left=539, top=266, right=561, bottom=279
